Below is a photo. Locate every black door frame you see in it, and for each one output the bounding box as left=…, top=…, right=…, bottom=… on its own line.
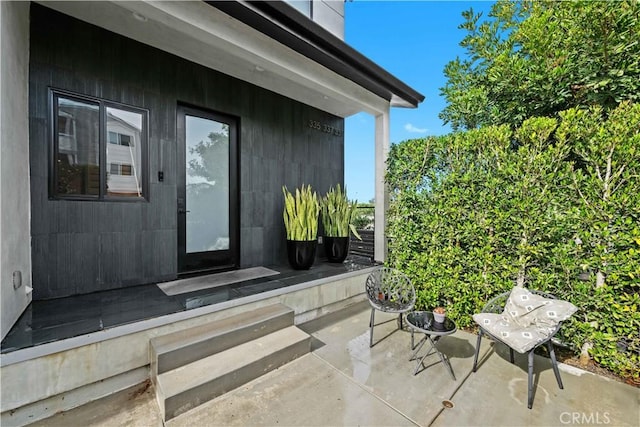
left=176, top=103, right=240, bottom=275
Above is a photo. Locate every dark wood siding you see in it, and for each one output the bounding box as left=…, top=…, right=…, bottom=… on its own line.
left=29, top=4, right=344, bottom=299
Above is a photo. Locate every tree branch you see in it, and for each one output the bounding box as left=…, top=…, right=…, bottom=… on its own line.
left=602, top=144, right=615, bottom=201
left=572, top=172, right=591, bottom=209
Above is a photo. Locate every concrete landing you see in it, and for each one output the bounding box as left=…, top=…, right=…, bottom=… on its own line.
left=26, top=304, right=640, bottom=427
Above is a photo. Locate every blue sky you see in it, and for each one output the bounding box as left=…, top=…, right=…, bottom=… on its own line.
left=343, top=1, right=494, bottom=202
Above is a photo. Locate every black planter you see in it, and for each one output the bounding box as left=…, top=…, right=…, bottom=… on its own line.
left=286, top=240, right=317, bottom=270
left=323, top=236, right=350, bottom=263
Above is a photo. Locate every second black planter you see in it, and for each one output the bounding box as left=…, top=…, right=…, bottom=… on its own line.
left=286, top=240, right=317, bottom=270
left=323, top=236, right=350, bottom=263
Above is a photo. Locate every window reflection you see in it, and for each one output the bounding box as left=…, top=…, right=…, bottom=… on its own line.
left=185, top=115, right=230, bottom=252
left=52, top=90, right=147, bottom=200
left=55, top=97, right=100, bottom=196
left=106, top=107, right=143, bottom=197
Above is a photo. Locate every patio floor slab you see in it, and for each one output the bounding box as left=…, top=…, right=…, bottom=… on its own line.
left=26, top=303, right=640, bottom=427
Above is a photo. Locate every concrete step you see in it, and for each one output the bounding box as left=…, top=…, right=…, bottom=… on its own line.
left=156, top=325, right=311, bottom=421
left=150, top=303, right=294, bottom=381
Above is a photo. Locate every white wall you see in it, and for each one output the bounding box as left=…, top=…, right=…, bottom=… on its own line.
left=0, top=1, right=32, bottom=341
left=314, top=0, right=344, bottom=40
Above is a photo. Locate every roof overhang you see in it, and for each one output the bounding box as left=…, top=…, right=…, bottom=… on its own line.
left=208, top=1, right=424, bottom=109
left=35, top=1, right=424, bottom=117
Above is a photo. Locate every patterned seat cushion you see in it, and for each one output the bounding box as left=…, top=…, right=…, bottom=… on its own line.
left=473, top=287, right=578, bottom=353
left=473, top=313, right=552, bottom=353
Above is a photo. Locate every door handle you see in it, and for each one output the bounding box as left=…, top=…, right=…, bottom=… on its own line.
left=178, top=209, right=190, bottom=214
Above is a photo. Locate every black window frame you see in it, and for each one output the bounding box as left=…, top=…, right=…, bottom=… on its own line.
left=49, top=88, right=149, bottom=201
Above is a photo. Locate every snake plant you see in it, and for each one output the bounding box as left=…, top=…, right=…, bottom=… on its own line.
left=282, top=185, right=320, bottom=241
left=320, top=184, right=361, bottom=240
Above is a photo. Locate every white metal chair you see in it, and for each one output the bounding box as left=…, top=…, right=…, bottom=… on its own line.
left=472, top=287, right=577, bottom=409
left=365, top=267, right=416, bottom=347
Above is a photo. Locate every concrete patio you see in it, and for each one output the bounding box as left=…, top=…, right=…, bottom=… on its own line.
left=28, top=302, right=639, bottom=427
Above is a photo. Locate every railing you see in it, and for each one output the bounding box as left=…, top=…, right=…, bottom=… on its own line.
left=349, top=205, right=375, bottom=260
left=349, top=229, right=374, bottom=260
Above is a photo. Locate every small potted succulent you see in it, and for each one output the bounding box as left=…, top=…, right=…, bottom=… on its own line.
left=433, top=306, right=446, bottom=323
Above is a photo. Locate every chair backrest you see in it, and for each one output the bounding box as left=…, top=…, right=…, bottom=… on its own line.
left=481, top=289, right=557, bottom=314
left=481, top=288, right=564, bottom=336
left=365, top=267, right=416, bottom=307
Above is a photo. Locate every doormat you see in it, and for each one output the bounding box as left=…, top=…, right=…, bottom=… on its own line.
left=157, top=266, right=280, bottom=296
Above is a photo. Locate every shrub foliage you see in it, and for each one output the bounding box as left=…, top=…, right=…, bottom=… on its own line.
left=386, top=102, right=640, bottom=381
left=440, top=0, right=640, bottom=130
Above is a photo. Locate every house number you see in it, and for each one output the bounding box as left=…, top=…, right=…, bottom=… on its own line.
left=308, top=120, right=343, bottom=137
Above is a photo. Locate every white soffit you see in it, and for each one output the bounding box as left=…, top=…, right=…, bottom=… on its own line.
left=37, top=1, right=389, bottom=117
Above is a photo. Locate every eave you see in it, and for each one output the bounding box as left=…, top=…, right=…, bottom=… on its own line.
left=35, top=1, right=423, bottom=117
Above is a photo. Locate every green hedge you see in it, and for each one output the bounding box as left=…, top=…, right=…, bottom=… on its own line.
left=386, top=102, right=640, bottom=381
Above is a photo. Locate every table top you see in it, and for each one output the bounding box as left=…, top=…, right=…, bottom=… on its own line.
left=406, top=311, right=457, bottom=336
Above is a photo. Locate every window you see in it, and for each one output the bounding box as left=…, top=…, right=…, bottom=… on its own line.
left=109, top=163, right=134, bottom=176
left=105, top=106, right=143, bottom=197
left=51, top=90, right=147, bottom=200
left=109, top=131, right=132, bottom=147
left=54, top=97, right=100, bottom=196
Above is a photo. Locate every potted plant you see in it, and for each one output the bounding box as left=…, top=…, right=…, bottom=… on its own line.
left=433, top=306, right=446, bottom=323
left=320, top=184, right=362, bottom=263
left=282, top=184, right=320, bottom=270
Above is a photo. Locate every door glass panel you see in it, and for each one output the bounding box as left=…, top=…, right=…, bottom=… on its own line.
left=106, top=107, right=143, bottom=197
left=185, top=115, right=230, bottom=253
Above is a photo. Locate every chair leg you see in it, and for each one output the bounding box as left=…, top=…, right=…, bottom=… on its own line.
left=527, top=350, right=535, bottom=409
left=472, top=331, right=483, bottom=372
left=369, top=308, right=375, bottom=347
left=548, top=341, right=564, bottom=389
left=510, top=348, right=515, bottom=364
left=411, top=328, right=415, bottom=350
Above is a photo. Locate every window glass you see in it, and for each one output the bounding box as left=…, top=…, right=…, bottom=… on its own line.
left=106, top=107, right=143, bottom=197
left=185, top=115, right=230, bottom=252
left=55, top=97, right=100, bottom=196
left=52, top=90, right=147, bottom=200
